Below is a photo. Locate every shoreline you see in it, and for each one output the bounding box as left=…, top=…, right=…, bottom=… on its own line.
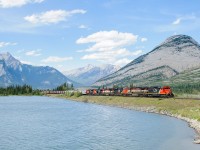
left=49, top=94, right=200, bottom=144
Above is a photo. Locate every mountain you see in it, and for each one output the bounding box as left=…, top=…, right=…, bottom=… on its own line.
left=64, top=64, right=120, bottom=86
left=0, top=52, right=78, bottom=89
left=93, top=35, right=200, bottom=87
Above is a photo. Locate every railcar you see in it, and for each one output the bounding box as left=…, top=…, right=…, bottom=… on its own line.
left=99, top=88, right=123, bottom=96
left=85, top=86, right=174, bottom=97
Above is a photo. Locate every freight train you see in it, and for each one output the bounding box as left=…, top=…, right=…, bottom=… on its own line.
left=86, top=86, right=174, bottom=97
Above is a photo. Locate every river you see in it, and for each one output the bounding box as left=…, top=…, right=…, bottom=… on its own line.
left=0, top=96, right=199, bottom=150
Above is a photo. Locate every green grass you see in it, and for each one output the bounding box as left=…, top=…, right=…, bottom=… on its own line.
left=54, top=95, right=200, bottom=121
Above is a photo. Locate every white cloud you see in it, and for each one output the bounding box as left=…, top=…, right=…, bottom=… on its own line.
left=20, top=60, right=32, bottom=65
left=79, top=25, right=88, bottom=29
left=157, top=15, right=198, bottom=33
left=41, top=56, right=73, bottom=63
left=77, top=30, right=142, bottom=65
left=25, top=50, right=41, bottom=56
left=81, top=49, right=142, bottom=60
left=0, top=0, right=44, bottom=8
left=114, top=58, right=132, bottom=66
left=172, top=15, right=196, bottom=25
left=141, top=37, right=147, bottom=42
left=15, top=56, right=33, bottom=65
left=132, top=50, right=143, bottom=55
left=77, top=30, right=138, bottom=52
left=0, top=42, right=17, bottom=47
left=172, top=18, right=181, bottom=25
left=24, top=9, right=86, bottom=25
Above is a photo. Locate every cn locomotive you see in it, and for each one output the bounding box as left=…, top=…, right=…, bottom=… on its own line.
left=86, top=86, right=174, bottom=97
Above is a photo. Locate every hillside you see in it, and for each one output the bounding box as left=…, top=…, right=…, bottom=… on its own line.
left=164, top=67, right=200, bottom=85
left=93, top=35, right=200, bottom=87
left=0, top=52, right=79, bottom=89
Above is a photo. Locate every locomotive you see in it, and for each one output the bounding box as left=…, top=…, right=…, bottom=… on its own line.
left=85, top=86, right=174, bottom=97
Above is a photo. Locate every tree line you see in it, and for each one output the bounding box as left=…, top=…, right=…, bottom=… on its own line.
left=0, top=82, right=75, bottom=96
left=0, top=84, right=41, bottom=96
left=171, top=83, right=200, bottom=94
left=53, top=82, right=74, bottom=91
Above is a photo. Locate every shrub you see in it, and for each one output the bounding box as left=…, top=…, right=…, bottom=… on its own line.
left=74, top=91, right=82, bottom=97
left=66, top=91, right=74, bottom=97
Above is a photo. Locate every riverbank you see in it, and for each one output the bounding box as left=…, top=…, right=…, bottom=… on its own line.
left=50, top=94, right=200, bottom=144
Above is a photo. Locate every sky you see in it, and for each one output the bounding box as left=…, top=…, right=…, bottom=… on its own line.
left=0, top=0, right=200, bottom=73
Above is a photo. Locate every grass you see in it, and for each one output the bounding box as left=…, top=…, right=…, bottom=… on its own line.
left=53, top=94, right=200, bottom=121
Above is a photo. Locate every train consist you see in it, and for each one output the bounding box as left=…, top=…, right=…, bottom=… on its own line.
left=86, top=86, right=174, bottom=97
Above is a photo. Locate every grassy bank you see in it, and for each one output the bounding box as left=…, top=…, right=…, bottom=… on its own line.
left=54, top=94, right=200, bottom=121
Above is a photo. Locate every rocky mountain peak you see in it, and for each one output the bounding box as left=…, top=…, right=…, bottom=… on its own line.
left=64, top=64, right=121, bottom=86
left=0, top=52, right=21, bottom=70
left=0, top=52, right=12, bottom=62
left=163, top=34, right=194, bottom=43
left=156, top=34, right=200, bottom=50
left=85, top=64, right=95, bottom=69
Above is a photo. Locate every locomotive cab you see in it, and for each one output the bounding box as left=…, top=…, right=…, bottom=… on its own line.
left=159, top=86, right=174, bottom=97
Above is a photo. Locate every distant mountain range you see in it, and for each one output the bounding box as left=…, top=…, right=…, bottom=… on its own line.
left=0, top=52, right=78, bottom=89
left=64, top=64, right=120, bottom=86
left=93, top=35, right=200, bottom=87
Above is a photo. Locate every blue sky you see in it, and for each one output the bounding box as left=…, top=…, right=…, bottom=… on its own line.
left=0, top=0, right=200, bottom=72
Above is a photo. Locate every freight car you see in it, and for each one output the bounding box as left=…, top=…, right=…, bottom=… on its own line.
left=85, top=86, right=174, bottom=97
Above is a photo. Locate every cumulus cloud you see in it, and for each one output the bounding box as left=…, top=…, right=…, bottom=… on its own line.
left=41, top=56, right=73, bottom=63
left=114, top=58, right=132, bottom=66
left=77, top=30, right=142, bottom=65
left=0, top=42, right=17, bottom=47
left=24, top=9, right=86, bottom=25
left=0, top=0, right=44, bottom=8
left=25, top=50, right=41, bottom=56
left=141, top=37, right=148, bottom=42
left=77, top=30, right=137, bottom=52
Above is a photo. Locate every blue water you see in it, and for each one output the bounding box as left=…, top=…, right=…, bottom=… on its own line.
left=0, top=96, right=199, bottom=150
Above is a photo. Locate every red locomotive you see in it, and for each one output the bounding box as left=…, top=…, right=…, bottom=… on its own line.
left=86, top=86, right=174, bottom=97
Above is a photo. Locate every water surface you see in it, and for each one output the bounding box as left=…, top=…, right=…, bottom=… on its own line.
left=0, top=96, right=199, bottom=150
